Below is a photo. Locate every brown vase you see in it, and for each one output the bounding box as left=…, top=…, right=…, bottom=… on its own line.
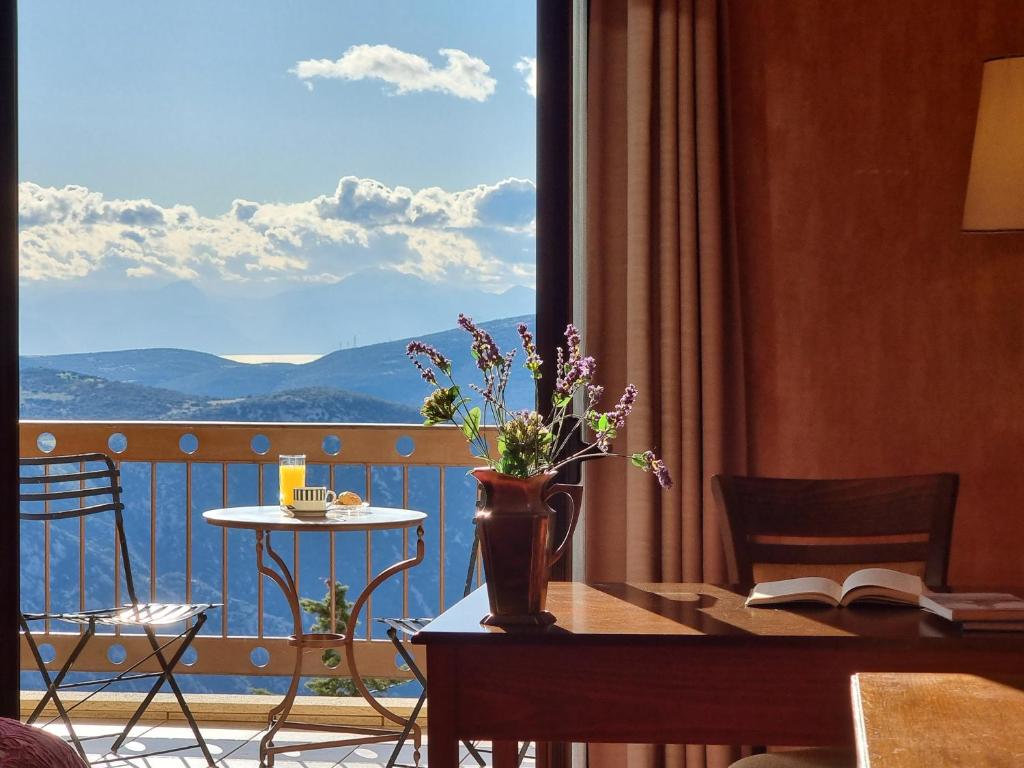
left=471, top=468, right=582, bottom=627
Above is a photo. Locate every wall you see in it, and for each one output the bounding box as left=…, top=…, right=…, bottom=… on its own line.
left=726, top=0, right=1024, bottom=585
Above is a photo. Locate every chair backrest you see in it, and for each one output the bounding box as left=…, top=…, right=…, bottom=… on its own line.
left=712, top=473, right=959, bottom=588
left=20, top=453, right=142, bottom=608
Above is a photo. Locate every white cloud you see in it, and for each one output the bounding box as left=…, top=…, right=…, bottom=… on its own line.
left=18, top=176, right=536, bottom=291
left=515, top=56, right=537, bottom=98
left=292, top=44, right=496, bottom=102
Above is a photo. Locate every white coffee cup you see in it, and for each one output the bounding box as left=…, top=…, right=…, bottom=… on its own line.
left=290, top=486, right=337, bottom=512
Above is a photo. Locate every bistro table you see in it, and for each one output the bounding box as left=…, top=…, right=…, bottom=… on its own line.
left=414, top=582, right=1024, bottom=768
left=203, top=505, right=426, bottom=767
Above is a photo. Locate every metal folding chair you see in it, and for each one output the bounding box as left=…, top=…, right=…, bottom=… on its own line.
left=19, top=453, right=219, bottom=766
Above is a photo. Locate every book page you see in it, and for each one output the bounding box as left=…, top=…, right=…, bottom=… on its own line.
left=840, top=568, right=923, bottom=606
left=746, top=576, right=842, bottom=607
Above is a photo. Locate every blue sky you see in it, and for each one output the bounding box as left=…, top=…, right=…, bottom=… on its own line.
left=17, top=1, right=537, bottom=292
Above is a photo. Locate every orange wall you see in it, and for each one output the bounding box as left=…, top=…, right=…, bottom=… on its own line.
left=726, top=1, right=1024, bottom=585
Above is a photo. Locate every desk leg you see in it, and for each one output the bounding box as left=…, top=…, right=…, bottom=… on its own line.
left=493, top=740, right=519, bottom=768
left=426, top=647, right=460, bottom=768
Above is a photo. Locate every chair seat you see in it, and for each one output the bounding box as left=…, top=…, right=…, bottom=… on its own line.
left=24, top=602, right=217, bottom=626
left=377, top=617, right=432, bottom=636
left=730, top=748, right=856, bottom=768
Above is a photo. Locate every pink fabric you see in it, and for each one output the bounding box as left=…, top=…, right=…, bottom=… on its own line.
left=0, top=718, right=86, bottom=767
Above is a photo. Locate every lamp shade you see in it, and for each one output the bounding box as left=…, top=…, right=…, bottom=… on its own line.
left=962, top=56, right=1024, bottom=232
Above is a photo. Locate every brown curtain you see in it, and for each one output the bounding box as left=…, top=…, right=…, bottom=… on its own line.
left=585, top=0, right=746, bottom=766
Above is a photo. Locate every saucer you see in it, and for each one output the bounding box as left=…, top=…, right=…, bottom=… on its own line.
left=283, top=504, right=330, bottom=519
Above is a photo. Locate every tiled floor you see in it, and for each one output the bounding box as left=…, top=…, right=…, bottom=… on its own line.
left=41, top=722, right=528, bottom=767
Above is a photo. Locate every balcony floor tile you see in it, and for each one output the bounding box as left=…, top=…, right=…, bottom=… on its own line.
left=40, top=722, right=529, bottom=767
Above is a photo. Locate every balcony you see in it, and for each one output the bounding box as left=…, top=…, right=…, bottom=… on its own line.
left=18, top=419, right=496, bottom=766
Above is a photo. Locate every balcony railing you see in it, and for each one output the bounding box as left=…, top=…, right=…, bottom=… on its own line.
left=18, top=420, right=484, bottom=687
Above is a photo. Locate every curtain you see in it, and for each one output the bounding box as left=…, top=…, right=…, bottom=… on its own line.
left=584, top=1, right=746, bottom=766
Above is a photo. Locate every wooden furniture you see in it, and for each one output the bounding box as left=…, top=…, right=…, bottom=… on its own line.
left=852, top=672, right=1024, bottom=767
left=203, top=505, right=425, bottom=768
left=413, top=581, right=1024, bottom=768
left=712, top=474, right=958, bottom=586
left=21, top=453, right=218, bottom=766
left=712, top=473, right=959, bottom=768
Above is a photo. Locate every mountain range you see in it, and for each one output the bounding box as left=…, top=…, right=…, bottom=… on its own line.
left=20, top=269, right=536, bottom=356
left=21, top=314, right=539, bottom=416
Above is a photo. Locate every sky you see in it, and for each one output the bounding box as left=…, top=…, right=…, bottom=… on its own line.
left=17, top=1, right=537, bottom=293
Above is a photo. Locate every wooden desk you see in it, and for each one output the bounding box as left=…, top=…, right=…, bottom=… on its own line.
left=413, top=582, right=1024, bottom=768
left=852, top=672, right=1024, bottom=767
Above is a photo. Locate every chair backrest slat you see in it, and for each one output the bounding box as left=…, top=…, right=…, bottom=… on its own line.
left=21, top=485, right=120, bottom=504
left=19, top=467, right=117, bottom=486
left=713, top=473, right=959, bottom=588
left=25, top=502, right=124, bottom=521
left=20, top=453, right=142, bottom=607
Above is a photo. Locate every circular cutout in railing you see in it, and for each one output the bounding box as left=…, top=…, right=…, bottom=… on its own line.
left=107, top=643, right=127, bottom=665
left=395, top=435, right=415, bottom=457
left=179, top=433, right=199, bottom=455
left=107, top=432, right=128, bottom=454
left=250, top=434, right=270, bottom=456
left=322, top=435, right=342, bottom=457
left=38, top=643, right=56, bottom=665
left=323, top=650, right=341, bottom=670
left=394, top=652, right=410, bottom=673
left=181, top=647, right=198, bottom=667
left=36, top=432, right=56, bottom=454
left=250, top=646, right=270, bottom=668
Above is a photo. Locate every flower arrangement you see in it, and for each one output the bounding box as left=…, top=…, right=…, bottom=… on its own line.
left=406, top=315, right=672, bottom=488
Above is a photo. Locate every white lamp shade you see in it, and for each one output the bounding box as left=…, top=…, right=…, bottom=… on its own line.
left=962, top=56, right=1024, bottom=232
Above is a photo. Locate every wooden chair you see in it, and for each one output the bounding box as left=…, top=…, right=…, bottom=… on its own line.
left=711, top=472, right=959, bottom=768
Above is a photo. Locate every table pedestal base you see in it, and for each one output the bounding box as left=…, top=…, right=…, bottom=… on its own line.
left=255, top=526, right=425, bottom=767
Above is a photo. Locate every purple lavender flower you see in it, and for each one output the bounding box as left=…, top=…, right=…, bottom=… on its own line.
left=458, top=313, right=502, bottom=370
left=554, top=355, right=597, bottom=401
left=632, top=450, right=673, bottom=489
left=565, top=324, right=581, bottom=356
left=609, top=384, right=638, bottom=428
left=406, top=341, right=451, bottom=386
left=517, top=322, right=543, bottom=377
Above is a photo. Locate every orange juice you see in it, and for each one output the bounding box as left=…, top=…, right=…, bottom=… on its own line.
left=279, top=463, right=306, bottom=506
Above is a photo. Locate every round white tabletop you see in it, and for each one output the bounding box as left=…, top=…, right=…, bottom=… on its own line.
left=202, top=505, right=426, bottom=533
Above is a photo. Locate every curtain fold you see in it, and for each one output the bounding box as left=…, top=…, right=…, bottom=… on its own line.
left=585, top=0, right=746, bottom=766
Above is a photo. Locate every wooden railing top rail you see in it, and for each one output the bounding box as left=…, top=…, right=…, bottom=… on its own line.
left=20, top=420, right=492, bottom=465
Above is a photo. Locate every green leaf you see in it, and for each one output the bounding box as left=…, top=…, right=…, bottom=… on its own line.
left=598, top=414, right=610, bottom=432
left=461, top=406, right=481, bottom=440
left=630, top=452, right=647, bottom=468
left=554, top=395, right=572, bottom=408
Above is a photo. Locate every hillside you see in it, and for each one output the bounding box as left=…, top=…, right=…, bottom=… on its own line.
left=21, top=314, right=540, bottom=412
left=20, top=368, right=421, bottom=423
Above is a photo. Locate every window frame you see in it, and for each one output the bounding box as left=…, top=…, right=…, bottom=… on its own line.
left=0, top=0, right=577, bottom=716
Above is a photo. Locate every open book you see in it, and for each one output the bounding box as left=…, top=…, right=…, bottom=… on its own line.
left=746, top=568, right=925, bottom=608
left=746, top=568, right=1024, bottom=622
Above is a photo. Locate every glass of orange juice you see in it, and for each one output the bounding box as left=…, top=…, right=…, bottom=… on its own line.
left=278, top=455, right=306, bottom=507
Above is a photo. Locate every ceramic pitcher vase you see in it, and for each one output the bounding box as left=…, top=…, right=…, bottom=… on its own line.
left=471, top=468, right=582, bottom=627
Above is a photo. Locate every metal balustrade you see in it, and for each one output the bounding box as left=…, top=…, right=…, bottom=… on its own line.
left=18, top=421, right=485, bottom=685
